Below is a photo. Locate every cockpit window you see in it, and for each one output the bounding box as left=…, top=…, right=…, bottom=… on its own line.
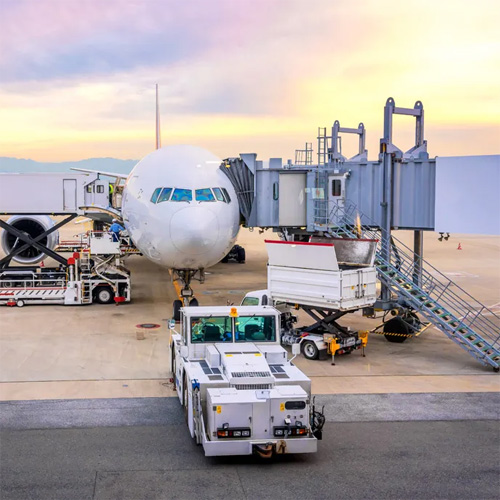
left=212, top=188, right=225, bottom=202
left=171, top=188, right=193, bottom=202
left=158, top=187, right=173, bottom=203
left=195, top=188, right=215, bottom=202
left=221, top=187, right=231, bottom=203
left=151, top=187, right=162, bottom=203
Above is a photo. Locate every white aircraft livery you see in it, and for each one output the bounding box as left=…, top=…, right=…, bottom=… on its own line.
left=122, top=144, right=240, bottom=268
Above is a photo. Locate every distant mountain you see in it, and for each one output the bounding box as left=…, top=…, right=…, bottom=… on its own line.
left=0, top=157, right=138, bottom=175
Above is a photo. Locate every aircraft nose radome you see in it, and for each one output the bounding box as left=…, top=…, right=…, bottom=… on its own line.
left=170, top=207, right=219, bottom=256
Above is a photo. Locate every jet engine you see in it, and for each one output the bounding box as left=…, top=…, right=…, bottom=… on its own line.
left=1, top=215, right=59, bottom=265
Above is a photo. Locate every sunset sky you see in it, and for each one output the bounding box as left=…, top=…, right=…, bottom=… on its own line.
left=0, top=0, right=499, bottom=163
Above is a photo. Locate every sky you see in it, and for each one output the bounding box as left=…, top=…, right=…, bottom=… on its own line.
left=0, top=0, right=499, bottom=163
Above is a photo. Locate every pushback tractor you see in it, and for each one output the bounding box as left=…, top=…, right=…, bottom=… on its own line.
left=169, top=305, right=325, bottom=457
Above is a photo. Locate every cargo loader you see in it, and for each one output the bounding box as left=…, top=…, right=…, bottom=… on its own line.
left=242, top=239, right=378, bottom=361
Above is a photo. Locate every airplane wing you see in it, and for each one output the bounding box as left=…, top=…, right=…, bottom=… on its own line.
left=71, top=167, right=129, bottom=180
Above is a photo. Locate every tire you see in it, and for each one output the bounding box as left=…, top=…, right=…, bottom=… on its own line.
left=173, top=299, right=182, bottom=322
left=237, top=246, right=246, bottom=263
left=302, top=341, right=320, bottom=360
left=94, top=286, right=114, bottom=304
left=17, top=300, right=25, bottom=307
left=221, top=254, right=230, bottom=263
left=383, top=317, right=410, bottom=343
left=189, top=298, right=199, bottom=307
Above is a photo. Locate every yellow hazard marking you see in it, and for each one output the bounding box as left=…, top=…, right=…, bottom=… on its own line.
left=225, top=354, right=233, bottom=357
left=254, top=353, right=262, bottom=356
left=169, top=270, right=183, bottom=301
left=280, top=403, right=285, bottom=411
left=216, top=406, right=221, bottom=414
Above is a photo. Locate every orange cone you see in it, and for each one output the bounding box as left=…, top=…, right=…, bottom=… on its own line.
left=457, top=243, right=462, bottom=250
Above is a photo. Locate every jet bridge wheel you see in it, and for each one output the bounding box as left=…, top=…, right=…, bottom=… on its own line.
left=383, top=317, right=410, bottom=343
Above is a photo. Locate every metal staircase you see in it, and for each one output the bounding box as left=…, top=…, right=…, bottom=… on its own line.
left=325, top=201, right=500, bottom=371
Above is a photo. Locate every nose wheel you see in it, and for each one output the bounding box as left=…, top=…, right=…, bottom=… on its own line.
left=171, top=269, right=203, bottom=321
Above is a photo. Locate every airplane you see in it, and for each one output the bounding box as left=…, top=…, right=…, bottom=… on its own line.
left=77, top=86, right=241, bottom=318
left=2, top=85, right=242, bottom=319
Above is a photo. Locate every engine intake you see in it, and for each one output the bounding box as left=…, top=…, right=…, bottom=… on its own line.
left=1, top=216, right=59, bottom=265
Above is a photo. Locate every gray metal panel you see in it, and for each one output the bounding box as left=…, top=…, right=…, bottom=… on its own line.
left=344, top=162, right=384, bottom=227
left=278, top=172, right=307, bottom=227
left=392, top=159, right=435, bottom=230
left=0, top=172, right=96, bottom=215
left=254, top=169, right=279, bottom=227
left=435, top=155, right=500, bottom=235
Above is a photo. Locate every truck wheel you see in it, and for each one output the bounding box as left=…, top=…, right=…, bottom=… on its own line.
left=383, top=317, right=410, bottom=343
left=94, top=286, right=114, bottom=304
left=17, top=300, right=25, bottom=307
left=237, top=246, right=246, bottom=263
left=173, top=299, right=182, bottom=321
left=302, top=341, right=319, bottom=360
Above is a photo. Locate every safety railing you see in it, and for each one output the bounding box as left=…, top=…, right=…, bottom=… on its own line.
left=325, top=200, right=500, bottom=367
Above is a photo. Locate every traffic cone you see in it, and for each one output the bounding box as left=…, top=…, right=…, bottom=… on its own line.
left=457, top=243, right=462, bottom=250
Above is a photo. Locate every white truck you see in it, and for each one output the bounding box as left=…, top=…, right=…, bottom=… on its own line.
left=169, top=305, right=325, bottom=457
left=0, top=232, right=131, bottom=307
left=242, top=239, right=378, bottom=361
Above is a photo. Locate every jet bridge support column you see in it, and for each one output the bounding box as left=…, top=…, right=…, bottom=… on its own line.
left=413, top=230, right=423, bottom=287
left=379, top=97, right=426, bottom=304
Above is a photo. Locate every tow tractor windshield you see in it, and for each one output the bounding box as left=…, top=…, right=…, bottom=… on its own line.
left=190, top=315, right=276, bottom=343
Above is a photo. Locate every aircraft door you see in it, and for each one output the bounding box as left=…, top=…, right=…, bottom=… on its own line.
left=63, top=179, right=77, bottom=211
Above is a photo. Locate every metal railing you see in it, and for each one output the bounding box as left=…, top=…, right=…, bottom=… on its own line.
left=324, top=200, right=500, bottom=368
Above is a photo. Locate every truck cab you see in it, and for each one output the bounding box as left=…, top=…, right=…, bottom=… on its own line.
left=170, top=305, right=323, bottom=457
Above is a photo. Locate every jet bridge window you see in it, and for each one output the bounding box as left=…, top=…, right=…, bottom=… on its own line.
left=191, top=316, right=233, bottom=343
left=235, top=316, right=276, bottom=342
left=331, top=180, right=342, bottom=197
left=171, top=188, right=193, bottom=202
left=195, top=188, right=215, bottom=202
left=212, top=188, right=225, bottom=202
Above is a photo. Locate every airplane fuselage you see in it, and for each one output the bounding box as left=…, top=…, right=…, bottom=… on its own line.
left=121, top=145, right=240, bottom=270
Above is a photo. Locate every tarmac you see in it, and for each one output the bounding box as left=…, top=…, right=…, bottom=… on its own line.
left=1, top=220, right=499, bottom=499
left=0, top=222, right=499, bottom=400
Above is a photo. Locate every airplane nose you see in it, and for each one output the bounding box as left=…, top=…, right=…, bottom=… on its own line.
left=170, top=206, right=219, bottom=256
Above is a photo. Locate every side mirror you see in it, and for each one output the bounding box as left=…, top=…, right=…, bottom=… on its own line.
left=180, top=346, right=189, bottom=358
left=292, top=343, right=301, bottom=356
left=167, top=319, right=175, bottom=330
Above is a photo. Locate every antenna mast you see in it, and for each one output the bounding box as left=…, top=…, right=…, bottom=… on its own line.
left=155, top=83, right=161, bottom=150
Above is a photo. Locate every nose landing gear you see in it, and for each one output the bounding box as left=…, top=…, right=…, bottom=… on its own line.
left=171, top=269, right=203, bottom=321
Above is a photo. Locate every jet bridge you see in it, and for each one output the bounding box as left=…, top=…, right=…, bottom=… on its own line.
left=221, top=97, right=500, bottom=370
left=0, top=172, right=121, bottom=268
